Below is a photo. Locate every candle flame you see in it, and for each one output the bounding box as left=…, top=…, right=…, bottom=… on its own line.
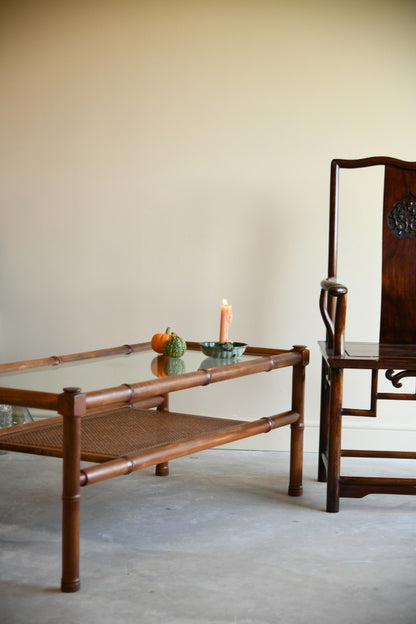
left=222, top=298, right=228, bottom=305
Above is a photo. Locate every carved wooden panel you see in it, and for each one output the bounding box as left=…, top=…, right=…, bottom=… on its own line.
left=387, top=192, right=416, bottom=239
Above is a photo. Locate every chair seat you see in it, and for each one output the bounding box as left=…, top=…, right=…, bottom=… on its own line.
left=319, top=341, right=416, bottom=369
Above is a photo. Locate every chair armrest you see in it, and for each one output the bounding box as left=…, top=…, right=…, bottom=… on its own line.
left=320, top=278, right=348, bottom=355
left=320, top=278, right=348, bottom=296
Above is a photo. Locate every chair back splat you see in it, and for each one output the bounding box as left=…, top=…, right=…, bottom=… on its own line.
left=381, top=164, right=416, bottom=344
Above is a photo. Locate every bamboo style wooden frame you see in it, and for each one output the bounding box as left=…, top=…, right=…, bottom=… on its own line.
left=0, top=340, right=309, bottom=592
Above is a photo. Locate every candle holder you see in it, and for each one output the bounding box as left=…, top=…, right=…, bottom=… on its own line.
left=199, top=341, right=247, bottom=359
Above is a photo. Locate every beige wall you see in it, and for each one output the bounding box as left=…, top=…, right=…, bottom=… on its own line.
left=1, top=0, right=416, bottom=451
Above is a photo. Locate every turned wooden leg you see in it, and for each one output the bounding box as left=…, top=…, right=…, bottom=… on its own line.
left=155, top=461, right=169, bottom=476
left=318, top=357, right=330, bottom=483
left=288, top=346, right=307, bottom=496
left=326, top=368, right=343, bottom=513
left=59, top=387, right=85, bottom=592
left=155, top=394, right=169, bottom=477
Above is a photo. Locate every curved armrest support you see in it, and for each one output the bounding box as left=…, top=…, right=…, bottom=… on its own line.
left=320, top=278, right=348, bottom=355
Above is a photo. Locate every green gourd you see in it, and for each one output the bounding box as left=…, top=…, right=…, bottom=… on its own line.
left=164, top=334, right=186, bottom=358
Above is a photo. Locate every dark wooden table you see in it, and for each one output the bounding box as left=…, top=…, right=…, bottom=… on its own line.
left=0, top=340, right=308, bottom=592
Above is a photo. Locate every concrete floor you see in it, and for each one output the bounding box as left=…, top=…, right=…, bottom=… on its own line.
left=0, top=449, right=415, bottom=624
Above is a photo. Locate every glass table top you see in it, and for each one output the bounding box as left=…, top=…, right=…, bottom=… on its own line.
left=0, top=345, right=259, bottom=395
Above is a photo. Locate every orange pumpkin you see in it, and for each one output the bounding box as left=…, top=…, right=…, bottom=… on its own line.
left=151, top=327, right=172, bottom=353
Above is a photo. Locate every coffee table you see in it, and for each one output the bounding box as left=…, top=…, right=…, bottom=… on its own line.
left=0, top=340, right=308, bottom=592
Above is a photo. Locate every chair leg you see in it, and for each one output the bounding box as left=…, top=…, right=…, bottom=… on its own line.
left=326, top=367, right=343, bottom=513
left=318, top=357, right=330, bottom=483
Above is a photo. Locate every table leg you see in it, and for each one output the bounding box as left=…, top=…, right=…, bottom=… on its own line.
left=288, top=346, right=306, bottom=496
left=59, top=387, right=85, bottom=592
left=155, top=393, right=169, bottom=477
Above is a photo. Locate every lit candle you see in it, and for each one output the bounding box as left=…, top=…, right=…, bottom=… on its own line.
left=219, top=298, right=232, bottom=343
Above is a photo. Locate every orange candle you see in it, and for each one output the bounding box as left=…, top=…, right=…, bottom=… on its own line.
left=219, top=299, right=232, bottom=342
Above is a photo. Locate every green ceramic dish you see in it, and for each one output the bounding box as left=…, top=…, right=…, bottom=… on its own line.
left=199, top=341, right=247, bottom=359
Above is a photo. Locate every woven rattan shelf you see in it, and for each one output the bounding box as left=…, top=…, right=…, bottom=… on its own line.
left=0, top=407, right=247, bottom=462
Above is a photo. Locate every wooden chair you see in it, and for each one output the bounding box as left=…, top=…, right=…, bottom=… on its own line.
left=318, top=156, right=416, bottom=512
